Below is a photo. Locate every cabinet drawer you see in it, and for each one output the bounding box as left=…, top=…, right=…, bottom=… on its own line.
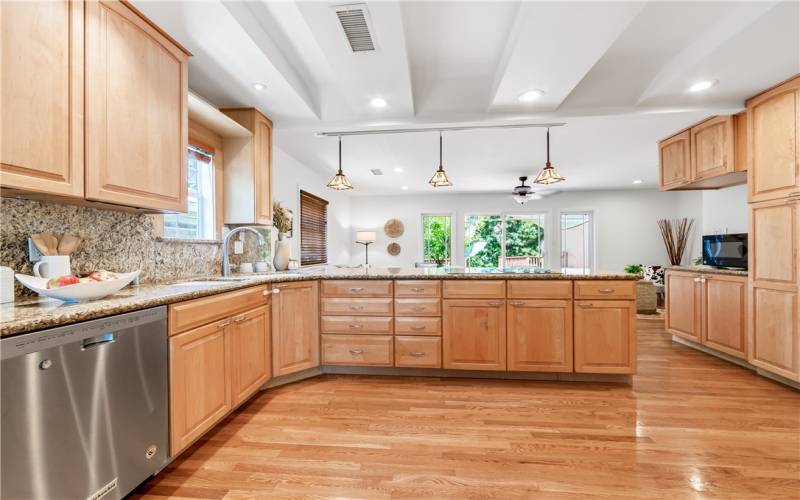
left=394, top=298, right=441, bottom=317
left=395, top=336, right=441, bottom=368
left=321, top=334, right=393, bottom=366
left=395, top=280, right=441, bottom=297
left=507, top=280, right=572, bottom=299
left=321, top=280, right=393, bottom=297
left=320, top=298, right=393, bottom=316
left=321, top=316, right=393, bottom=334
left=574, top=281, right=636, bottom=300
left=442, top=280, right=506, bottom=299
left=395, top=317, right=441, bottom=335
left=169, top=286, right=269, bottom=336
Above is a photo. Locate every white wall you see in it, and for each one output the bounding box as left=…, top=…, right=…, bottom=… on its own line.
left=701, top=184, right=748, bottom=235
left=348, top=189, right=703, bottom=272
left=272, top=147, right=351, bottom=265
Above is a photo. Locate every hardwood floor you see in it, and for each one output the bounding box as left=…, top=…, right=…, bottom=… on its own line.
left=133, top=318, right=800, bottom=499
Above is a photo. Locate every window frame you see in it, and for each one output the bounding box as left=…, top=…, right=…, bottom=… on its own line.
left=420, top=212, right=455, bottom=266
left=463, top=211, right=551, bottom=269
left=558, top=209, right=596, bottom=275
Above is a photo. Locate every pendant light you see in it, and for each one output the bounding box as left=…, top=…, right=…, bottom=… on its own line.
left=327, top=136, right=353, bottom=190
left=534, top=127, right=565, bottom=185
left=428, top=131, right=453, bottom=187
left=511, top=176, right=540, bottom=205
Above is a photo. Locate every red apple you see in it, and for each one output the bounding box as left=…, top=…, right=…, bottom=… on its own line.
left=46, top=275, right=81, bottom=289
left=87, top=270, right=118, bottom=282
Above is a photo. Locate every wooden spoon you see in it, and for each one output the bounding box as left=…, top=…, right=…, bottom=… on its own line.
left=31, top=234, right=52, bottom=256
left=57, top=235, right=81, bottom=256
left=42, top=233, right=59, bottom=256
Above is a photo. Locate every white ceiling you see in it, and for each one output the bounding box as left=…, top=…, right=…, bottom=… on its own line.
left=133, top=0, right=800, bottom=195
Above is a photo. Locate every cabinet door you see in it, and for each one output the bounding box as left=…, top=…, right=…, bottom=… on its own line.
left=691, top=116, right=734, bottom=180
left=169, top=319, right=231, bottom=455
left=0, top=0, right=84, bottom=197
left=750, top=199, right=798, bottom=288
left=751, top=286, right=799, bottom=381
left=229, top=305, right=271, bottom=406
left=272, top=281, right=320, bottom=376
left=665, top=271, right=701, bottom=342
left=85, top=0, right=188, bottom=212
left=659, top=130, right=691, bottom=190
left=507, top=300, right=572, bottom=372
left=442, top=299, right=506, bottom=371
left=747, top=77, right=800, bottom=202
left=574, top=300, right=636, bottom=374
left=254, top=113, right=273, bottom=224
left=702, top=276, right=747, bottom=359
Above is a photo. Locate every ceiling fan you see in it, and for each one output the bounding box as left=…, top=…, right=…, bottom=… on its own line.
left=511, top=176, right=541, bottom=205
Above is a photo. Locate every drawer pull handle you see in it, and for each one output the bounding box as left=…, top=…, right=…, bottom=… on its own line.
left=233, top=315, right=247, bottom=323
left=410, top=325, right=426, bottom=331
left=488, top=301, right=504, bottom=306
left=409, top=351, right=426, bottom=357
left=349, top=324, right=363, bottom=329
left=217, top=320, right=232, bottom=328
left=598, top=288, right=615, bottom=294
left=349, top=305, right=364, bottom=311
left=509, top=301, right=524, bottom=306
left=577, top=303, right=593, bottom=308
left=271, top=288, right=281, bottom=294
left=410, top=287, right=425, bottom=292
left=348, top=287, right=365, bottom=292
left=412, top=306, right=426, bottom=311
left=349, top=349, right=364, bottom=355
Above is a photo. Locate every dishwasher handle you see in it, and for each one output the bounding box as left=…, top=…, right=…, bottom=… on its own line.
left=82, top=333, right=116, bottom=350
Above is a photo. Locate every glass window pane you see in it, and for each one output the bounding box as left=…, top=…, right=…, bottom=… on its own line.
left=163, top=145, right=215, bottom=240
left=505, top=214, right=546, bottom=269
left=464, top=215, right=502, bottom=268
left=422, top=215, right=451, bottom=266
left=560, top=212, right=593, bottom=274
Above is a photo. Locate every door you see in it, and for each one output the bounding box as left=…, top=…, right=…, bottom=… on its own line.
left=85, top=0, right=188, bottom=211
left=272, top=281, right=320, bottom=376
left=659, top=130, right=691, bottom=190
left=169, top=319, right=231, bottom=455
left=0, top=0, right=84, bottom=197
left=691, top=116, right=734, bottom=180
left=574, top=300, right=636, bottom=374
left=255, top=113, right=273, bottom=224
left=747, top=77, right=800, bottom=202
left=507, top=299, right=573, bottom=372
left=442, top=299, right=506, bottom=371
left=702, top=275, right=747, bottom=359
left=665, top=271, right=701, bottom=342
left=229, top=305, right=271, bottom=406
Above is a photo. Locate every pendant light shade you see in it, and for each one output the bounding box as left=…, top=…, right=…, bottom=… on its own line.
left=429, top=131, right=453, bottom=187
left=534, top=128, right=565, bottom=185
left=327, top=136, right=353, bottom=190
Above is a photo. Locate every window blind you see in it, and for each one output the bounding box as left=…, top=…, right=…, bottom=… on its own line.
left=300, top=190, right=329, bottom=265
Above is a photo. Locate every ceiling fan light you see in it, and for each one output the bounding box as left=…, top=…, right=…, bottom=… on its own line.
left=534, top=163, right=565, bottom=185
left=428, top=167, right=452, bottom=187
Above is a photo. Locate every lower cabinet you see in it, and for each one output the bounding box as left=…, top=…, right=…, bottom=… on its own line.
left=507, top=299, right=573, bottom=372
left=665, top=271, right=702, bottom=342
left=229, top=305, right=272, bottom=406
left=321, top=334, right=393, bottom=366
left=271, top=281, right=320, bottom=376
left=395, top=336, right=441, bottom=368
left=750, top=286, right=799, bottom=380
left=573, top=300, right=636, bottom=374
left=442, top=299, right=506, bottom=371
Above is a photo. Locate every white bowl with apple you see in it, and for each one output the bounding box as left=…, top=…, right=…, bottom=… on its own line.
left=15, top=270, right=140, bottom=302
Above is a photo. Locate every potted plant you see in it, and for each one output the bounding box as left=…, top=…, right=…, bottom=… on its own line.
left=273, top=203, right=293, bottom=271
left=624, top=264, right=643, bottom=277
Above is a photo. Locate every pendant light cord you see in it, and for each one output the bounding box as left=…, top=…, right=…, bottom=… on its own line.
left=338, top=135, right=343, bottom=174
left=546, top=127, right=550, bottom=164
left=439, top=131, right=443, bottom=169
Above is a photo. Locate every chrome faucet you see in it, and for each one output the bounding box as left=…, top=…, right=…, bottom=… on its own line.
left=222, top=227, right=266, bottom=277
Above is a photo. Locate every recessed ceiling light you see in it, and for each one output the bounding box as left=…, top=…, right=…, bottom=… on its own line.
left=518, top=89, right=545, bottom=102
left=252, top=82, right=266, bottom=91
left=394, top=167, right=404, bottom=173
left=401, top=185, right=408, bottom=191
left=633, top=179, right=643, bottom=185
left=688, top=80, right=717, bottom=93
left=370, top=97, right=387, bottom=108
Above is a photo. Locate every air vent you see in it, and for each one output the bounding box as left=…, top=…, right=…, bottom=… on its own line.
left=370, top=168, right=384, bottom=176
left=333, top=4, right=376, bottom=52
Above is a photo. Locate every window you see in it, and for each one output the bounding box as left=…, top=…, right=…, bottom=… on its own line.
left=464, top=213, right=547, bottom=269
left=163, top=145, right=215, bottom=240
left=300, top=190, right=328, bottom=265
left=421, top=214, right=452, bottom=265
left=560, top=211, right=594, bottom=274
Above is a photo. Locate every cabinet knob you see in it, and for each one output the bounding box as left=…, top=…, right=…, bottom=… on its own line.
left=233, top=315, right=247, bottom=323
left=348, top=349, right=364, bottom=355
left=216, top=319, right=232, bottom=328
left=509, top=301, right=524, bottom=306
left=271, top=288, right=281, bottom=294
left=348, top=287, right=365, bottom=292
left=577, top=303, right=593, bottom=308
left=598, top=288, right=614, bottom=294
left=410, top=325, right=426, bottom=331
left=409, top=351, right=426, bottom=357
left=488, top=301, right=504, bottom=306
left=349, top=324, right=363, bottom=329
left=410, top=287, right=425, bottom=292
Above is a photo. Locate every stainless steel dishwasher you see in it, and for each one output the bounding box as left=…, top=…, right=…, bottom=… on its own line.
left=1, top=306, right=169, bottom=500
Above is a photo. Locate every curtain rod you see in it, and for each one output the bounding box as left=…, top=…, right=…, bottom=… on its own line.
left=316, top=122, right=566, bottom=137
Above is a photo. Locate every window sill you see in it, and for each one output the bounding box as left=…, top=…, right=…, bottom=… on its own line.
left=156, top=237, right=222, bottom=245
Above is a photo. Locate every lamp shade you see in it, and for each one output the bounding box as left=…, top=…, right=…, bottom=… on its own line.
left=356, top=231, right=376, bottom=242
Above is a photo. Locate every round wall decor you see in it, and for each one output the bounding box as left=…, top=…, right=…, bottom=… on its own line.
left=384, top=218, right=405, bottom=238
left=387, top=242, right=401, bottom=256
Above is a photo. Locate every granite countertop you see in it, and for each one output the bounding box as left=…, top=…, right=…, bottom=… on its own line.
left=1, top=267, right=637, bottom=338
left=668, top=265, right=749, bottom=277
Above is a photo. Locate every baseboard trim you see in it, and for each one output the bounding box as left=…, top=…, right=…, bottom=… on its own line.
left=757, top=368, right=800, bottom=391
left=263, top=367, right=323, bottom=389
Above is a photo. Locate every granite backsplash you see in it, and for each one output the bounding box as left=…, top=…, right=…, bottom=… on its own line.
left=0, top=198, right=269, bottom=296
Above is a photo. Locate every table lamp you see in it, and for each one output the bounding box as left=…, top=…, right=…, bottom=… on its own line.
left=356, top=231, right=377, bottom=267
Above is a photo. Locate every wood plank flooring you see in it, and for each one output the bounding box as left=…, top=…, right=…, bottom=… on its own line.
left=133, top=318, right=800, bottom=499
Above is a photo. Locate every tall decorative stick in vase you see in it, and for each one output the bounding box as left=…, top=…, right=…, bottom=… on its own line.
left=657, top=218, right=694, bottom=265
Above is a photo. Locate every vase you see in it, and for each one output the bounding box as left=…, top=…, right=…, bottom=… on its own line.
left=273, top=234, right=291, bottom=271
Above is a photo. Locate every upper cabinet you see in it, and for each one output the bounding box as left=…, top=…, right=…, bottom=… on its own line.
left=221, top=108, right=273, bottom=225
left=0, top=0, right=84, bottom=197
left=746, top=75, right=800, bottom=203
left=0, top=0, right=190, bottom=213
left=659, top=114, right=747, bottom=191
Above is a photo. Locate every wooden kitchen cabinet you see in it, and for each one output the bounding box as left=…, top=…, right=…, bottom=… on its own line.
left=690, top=115, right=736, bottom=181
left=221, top=108, right=273, bottom=224
left=229, top=305, right=272, bottom=406
left=507, top=299, right=572, bottom=372
left=659, top=130, right=691, bottom=190
left=665, top=271, right=702, bottom=342
left=271, top=281, right=320, bottom=376
left=442, top=299, right=506, bottom=371
left=747, top=75, right=800, bottom=203
left=85, top=0, right=189, bottom=212
left=703, top=275, right=748, bottom=358
left=0, top=0, right=84, bottom=198
left=573, top=300, right=636, bottom=374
